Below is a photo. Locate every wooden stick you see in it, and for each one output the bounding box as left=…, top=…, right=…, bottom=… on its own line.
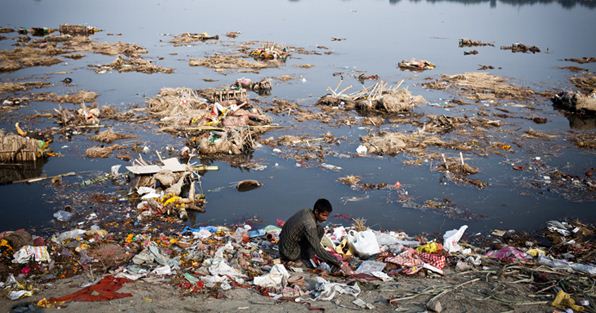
left=427, top=278, right=480, bottom=304
left=12, top=171, right=76, bottom=184
left=442, top=153, right=449, bottom=171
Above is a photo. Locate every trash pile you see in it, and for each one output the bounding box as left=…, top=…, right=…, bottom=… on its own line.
left=0, top=24, right=168, bottom=74
left=85, top=145, right=125, bottom=159
left=458, top=38, right=494, bottom=47
left=33, top=90, right=97, bottom=104
left=147, top=86, right=272, bottom=155
left=435, top=153, right=487, bottom=188
left=423, top=72, right=535, bottom=101
left=570, top=72, right=596, bottom=95
left=170, top=32, right=219, bottom=46
left=58, top=24, right=100, bottom=36
left=564, top=57, right=596, bottom=64
left=189, top=54, right=271, bottom=73
left=91, top=128, right=136, bottom=144
left=500, top=43, right=541, bottom=53
left=0, top=129, right=51, bottom=162
left=1, top=219, right=593, bottom=312
left=317, top=80, right=426, bottom=114
left=552, top=91, right=596, bottom=114
left=262, top=133, right=342, bottom=166
left=54, top=103, right=101, bottom=127
left=0, top=81, right=50, bottom=95
left=126, top=155, right=218, bottom=220
left=398, top=58, right=436, bottom=71
left=89, top=55, right=174, bottom=74
left=233, top=77, right=272, bottom=95
left=359, top=131, right=445, bottom=157
left=248, top=43, right=289, bottom=61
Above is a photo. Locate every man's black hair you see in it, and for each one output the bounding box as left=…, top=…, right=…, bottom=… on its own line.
left=313, top=198, right=333, bottom=213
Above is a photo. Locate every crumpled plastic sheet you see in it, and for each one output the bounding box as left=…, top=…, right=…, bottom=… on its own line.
left=132, top=242, right=179, bottom=269
left=355, top=260, right=386, bottom=274
left=207, top=258, right=246, bottom=281
left=370, top=271, right=393, bottom=282
left=307, top=277, right=361, bottom=301
left=12, top=245, right=51, bottom=264
left=53, top=229, right=86, bottom=243
left=485, top=246, right=530, bottom=263
left=551, top=290, right=586, bottom=312
left=373, top=231, right=418, bottom=247
left=538, top=255, right=596, bottom=276
left=8, top=290, right=33, bottom=301
left=253, top=264, right=289, bottom=289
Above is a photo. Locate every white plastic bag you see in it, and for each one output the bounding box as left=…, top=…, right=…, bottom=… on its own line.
left=443, top=225, right=468, bottom=253
left=347, top=229, right=380, bottom=258
left=253, top=264, right=289, bottom=289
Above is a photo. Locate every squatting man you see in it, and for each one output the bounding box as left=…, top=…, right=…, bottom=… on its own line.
left=278, top=198, right=353, bottom=275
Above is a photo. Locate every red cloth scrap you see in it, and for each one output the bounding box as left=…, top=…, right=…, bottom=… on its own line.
left=48, top=275, right=132, bottom=303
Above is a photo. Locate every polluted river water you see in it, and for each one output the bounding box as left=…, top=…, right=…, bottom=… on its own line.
left=0, top=0, right=594, bottom=236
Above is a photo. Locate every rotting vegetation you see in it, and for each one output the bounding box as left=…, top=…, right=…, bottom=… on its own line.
left=0, top=81, right=51, bottom=94
left=0, top=24, right=169, bottom=74
left=317, top=80, right=426, bottom=114
left=89, top=55, right=173, bottom=74
left=32, top=90, right=97, bottom=104
left=563, top=57, right=596, bottom=64
left=91, top=128, right=136, bottom=143
left=170, top=32, right=219, bottom=46
left=423, top=72, right=535, bottom=101
left=458, top=38, right=494, bottom=47
left=500, top=43, right=541, bottom=53
left=189, top=54, right=271, bottom=73
left=570, top=72, right=596, bottom=94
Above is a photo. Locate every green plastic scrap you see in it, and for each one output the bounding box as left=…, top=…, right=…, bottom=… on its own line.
left=184, top=273, right=200, bottom=284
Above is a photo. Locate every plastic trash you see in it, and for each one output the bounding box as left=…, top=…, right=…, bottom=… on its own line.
left=182, top=225, right=218, bottom=234
left=485, top=246, right=530, bottom=262
left=538, top=256, right=596, bottom=276
left=320, top=163, right=342, bottom=171
left=370, top=271, right=393, bottom=282
left=53, top=210, right=73, bottom=222
left=307, top=276, right=361, bottom=301
left=347, top=229, right=381, bottom=258
left=152, top=265, right=172, bottom=276
left=416, top=242, right=443, bottom=254
left=527, top=248, right=546, bottom=257
left=443, top=225, right=468, bottom=253
left=355, top=260, right=386, bottom=274
left=552, top=290, right=585, bottom=312
left=54, top=229, right=86, bottom=243
left=110, top=164, right=121, bottom=176
left=547, top=220, right=571, bottom=236
left=248, top=229, right=266, bottom=238
left=12, top=245, right=51, bottom=264
left=356, top=145, right=368, bottom=155
left=263, top=225, right=282, bottom=234
left=353, top=298, right=375, bottom=310
left=8, top=290, right=33, bottom=300
left=253, top=264, right=289, bottom=289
